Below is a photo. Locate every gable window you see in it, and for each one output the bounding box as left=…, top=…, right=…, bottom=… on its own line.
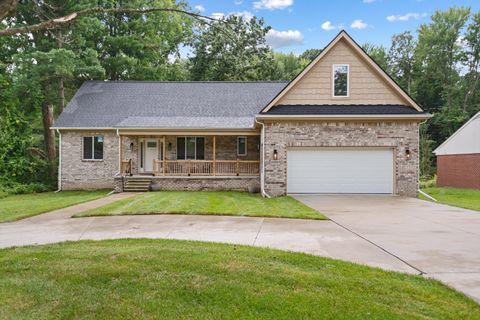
left=333, top=64, right=349, bottom=97
left=237, top=136, right=247, bottom=156
left=176, top=137, right=205, bottom=160
left=83, top=136, right=103, bottom=160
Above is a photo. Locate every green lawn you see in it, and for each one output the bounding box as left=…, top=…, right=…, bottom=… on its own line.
left=75, top=191, right=326, bottom=220
left=0, top=239, right=478, bottom=319
left=0, top=190, right=110, bottom=223
left=421, top=187, right=480, bottom=211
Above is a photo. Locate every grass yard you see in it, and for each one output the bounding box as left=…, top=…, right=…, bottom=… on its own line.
left=421, top=187, right=480, bottom=211
left=0, top=239, right=478, bottom=319
left=75, top=191, right=326, bottom=220
left=0, top=190, right=110, bottom=223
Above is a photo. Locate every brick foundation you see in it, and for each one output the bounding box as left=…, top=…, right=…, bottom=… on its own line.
left=437, top=154, right=480, bottom=189
left=114, top=176, right=260, bottom=192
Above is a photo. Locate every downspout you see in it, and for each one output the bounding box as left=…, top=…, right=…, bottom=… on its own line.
left=55, top=129, right=62, bottom=192
left=254, top=118, right=272, bottom=198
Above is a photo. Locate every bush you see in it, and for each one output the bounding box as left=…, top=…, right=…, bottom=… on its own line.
left=0, top=181, right=51, bottom=195
left=420, top=176, right=437, bottom=189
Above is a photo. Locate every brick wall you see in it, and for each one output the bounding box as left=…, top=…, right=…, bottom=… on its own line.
left=149, top=176, right=259, bottom=192
left=437, top=154, right=480, bottom=189
left=60, top=130, right=119, bottom=190
left=262, top=120, right=419, bottom=197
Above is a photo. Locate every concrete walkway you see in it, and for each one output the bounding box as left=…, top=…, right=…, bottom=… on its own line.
left=294, top=195, right=480, bottom=303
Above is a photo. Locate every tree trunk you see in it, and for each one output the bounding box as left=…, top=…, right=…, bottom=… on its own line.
left=42, top=102, right=56, bottom=176
left=56, top=30, right=65, bottom=112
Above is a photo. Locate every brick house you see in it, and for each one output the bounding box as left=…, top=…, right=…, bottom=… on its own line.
left=52, top=31, right=431, bottom=197
left=434, top=112, right=480, bottom=189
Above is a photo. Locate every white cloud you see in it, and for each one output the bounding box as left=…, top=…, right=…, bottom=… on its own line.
left=234, top=0, right=243, bottom=4
left=210, top=12, right=225, bottom=20
left=232, top=10, right=254, bottom=20
left=194, top=5, right=205, bottom=13
left=321, top=21, right=337, bottom=31
left=210, top=11, right=254, bottom=21
left=363, top=0, right=376, bottom=3
left=253, top=0, right=293, bottom=10
left=386, top=12, right=428, bottom=22
left=266, top=29, right=303, bottom=48
left=350, top=19, right=368, bottom=29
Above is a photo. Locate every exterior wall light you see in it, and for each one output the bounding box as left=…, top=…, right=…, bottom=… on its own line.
left=405, top=148, right=411, bottom=160
left=168, top=142, right=172, bottom=151
left=273, top=149, right=278, bottom=160
left=129, top=142, right=134, bottom=151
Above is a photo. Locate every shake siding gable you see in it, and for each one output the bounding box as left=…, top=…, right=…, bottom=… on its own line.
left=276, top=38, right=407, bottom=106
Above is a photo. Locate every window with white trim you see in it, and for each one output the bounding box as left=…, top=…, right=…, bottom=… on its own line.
left=176, top=136, right=205, bottom=160
left=237, top=136, right=247, bottom=156
left=333, top=64, right=349, bottom=97
left=82, top=136, right=103, bottom=160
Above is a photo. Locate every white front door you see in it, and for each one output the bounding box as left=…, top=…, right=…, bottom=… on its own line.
left=144, top=140, right=158, bottom=172
left=287, top=148, right=394, bottom=194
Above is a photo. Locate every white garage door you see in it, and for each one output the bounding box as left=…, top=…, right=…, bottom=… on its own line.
left=287, top=148, right=394, bottom=194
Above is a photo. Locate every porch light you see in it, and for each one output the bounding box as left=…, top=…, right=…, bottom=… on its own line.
left=273, top=149, right=278, bottom=160
left=129, top=142, right=134, bottom=151
left=405, top=148, right=411, bottom=160
left=168, top=142, right=172, bottom=151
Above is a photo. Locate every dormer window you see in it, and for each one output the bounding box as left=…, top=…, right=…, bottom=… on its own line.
left=333, top=64, right=349, bottom=97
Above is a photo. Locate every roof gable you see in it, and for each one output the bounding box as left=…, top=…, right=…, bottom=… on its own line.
left=261, top=31, right=423, bottom=112
left=434, top=112, right=480, bottom=155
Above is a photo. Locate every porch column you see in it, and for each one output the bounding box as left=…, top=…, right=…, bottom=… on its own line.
left=213, top=135, right=216, bottom=176
left=163, top=136, right=166, bottom=176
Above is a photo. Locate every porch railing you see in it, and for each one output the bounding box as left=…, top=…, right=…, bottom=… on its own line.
left=153, top=159, right=260, bottom=176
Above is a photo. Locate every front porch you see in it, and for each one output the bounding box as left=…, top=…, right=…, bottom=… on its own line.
left=116, top=131, right=261, bottom=192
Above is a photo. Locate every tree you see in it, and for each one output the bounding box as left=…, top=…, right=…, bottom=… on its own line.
left=270, top=52, right=309, bottom=80
left=299, top=48, right=321, bottom=61
left=362, top=43, right=388, bottom=71
left=462, top=11, right=480, bottom=113
left=388, top=31, right=415, bottom=94
left=189, top=15, right=274, bottom=81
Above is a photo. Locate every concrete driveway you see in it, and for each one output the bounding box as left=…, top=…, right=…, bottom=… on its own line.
left=294, top=195, right=480, bottom=303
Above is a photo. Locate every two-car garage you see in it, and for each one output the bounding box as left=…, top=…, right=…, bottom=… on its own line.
left=287, top=148, right=394, bottom=194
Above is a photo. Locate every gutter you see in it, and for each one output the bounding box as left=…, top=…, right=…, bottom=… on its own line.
left=255, top=113, right=433, bottom=121
left=55, top=129, right=62, bottom=192
left=254, top=118, right=272, bottom=198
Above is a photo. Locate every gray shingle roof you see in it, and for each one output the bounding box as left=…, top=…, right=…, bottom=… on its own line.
left=53, top=81, right=288, bottom=129
left=266, top=104, right=425, bottom=115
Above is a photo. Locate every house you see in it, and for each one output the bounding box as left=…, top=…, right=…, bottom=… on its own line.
left=52, top=31, right=431, bottom=197
left=433, top=112, right=480, bottom=189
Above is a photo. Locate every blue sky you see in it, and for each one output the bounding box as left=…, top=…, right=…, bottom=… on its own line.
left=190, top=0, right=480, bottom=54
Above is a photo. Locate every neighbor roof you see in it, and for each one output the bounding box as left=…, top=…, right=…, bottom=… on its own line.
left=52, top=81, right=288, bottom=129
left=434, top=112, right=480, bottom=155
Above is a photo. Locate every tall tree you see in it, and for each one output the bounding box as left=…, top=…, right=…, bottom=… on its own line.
left=270, top=52, right=309, bottom=80
left=189, top=15, right=274, bottom=81
left=388, top=31, right=415, bottom=94
left=462, top=11, right=480, bottom=113
left=362, top=43, right=388, bottom=71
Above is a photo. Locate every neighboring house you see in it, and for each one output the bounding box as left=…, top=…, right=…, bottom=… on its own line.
left=52, top=31, right=431, bottom=197
left=433, top=112, right=480, bottom=189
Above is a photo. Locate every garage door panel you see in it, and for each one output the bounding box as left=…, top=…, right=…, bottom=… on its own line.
left=287, top=148, right=393, bottom=194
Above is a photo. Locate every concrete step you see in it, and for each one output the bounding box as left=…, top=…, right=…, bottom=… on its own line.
left=124, top=187, right=150, bottom=192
